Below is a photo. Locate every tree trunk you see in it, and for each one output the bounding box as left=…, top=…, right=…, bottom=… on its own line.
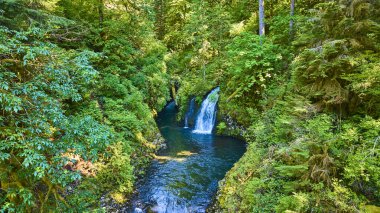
left=259, top=0, right=265, bottom=36
left=154, top=0, right=166, bottom=40
left=171, top=84, right=177, bottom=104
left=289, top=0, right=295, bottom=36
left=98, top=0, right=104, bottom=28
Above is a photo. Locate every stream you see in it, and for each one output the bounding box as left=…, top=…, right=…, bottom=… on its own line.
left=130, top=89, right=246, bottom=213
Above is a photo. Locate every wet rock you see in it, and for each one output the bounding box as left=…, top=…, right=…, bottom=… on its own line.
left=100, top=194, right=126, bottom=212
left=218, top=115, right=246, bottom=139
left=152, top=133, right=167, bottom=150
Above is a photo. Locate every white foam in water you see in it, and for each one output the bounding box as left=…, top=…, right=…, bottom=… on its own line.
left=134, top=207, right=143, bottom=213
left=193, top=87, right=220, bottom=134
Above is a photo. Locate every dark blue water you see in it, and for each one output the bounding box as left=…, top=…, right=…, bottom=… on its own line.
left=131, top=102, right=246, bottom=213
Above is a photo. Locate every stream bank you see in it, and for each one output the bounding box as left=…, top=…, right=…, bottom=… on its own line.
left=128, top=96, right=246, bottom=212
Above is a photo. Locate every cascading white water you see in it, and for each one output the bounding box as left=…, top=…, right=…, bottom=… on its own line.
left=193, top=87, right=220, bottom=134
left=184, top=98, right=196, bottom=128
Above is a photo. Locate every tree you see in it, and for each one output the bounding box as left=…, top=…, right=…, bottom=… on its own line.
left=290, top=0, right=295, bottom=37
left=154, top=0, right=166, bottom=39
left=98, top=0, right=104, bottom=28
left=0, top=25, right=113, bottom=212
left=258, top=0, right=265, bottom=36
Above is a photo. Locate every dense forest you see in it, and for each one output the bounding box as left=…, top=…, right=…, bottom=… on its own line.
left=0, top=0, right=379, bottom=212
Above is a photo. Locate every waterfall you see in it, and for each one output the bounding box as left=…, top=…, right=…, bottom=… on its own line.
left=184, top=98, right=196, bottom=128
left=193, top=87, right=220, bottom=134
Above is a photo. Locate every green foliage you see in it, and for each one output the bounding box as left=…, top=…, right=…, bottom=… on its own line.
left=292, top=0, right=380, bottom=115
left=156, top=0, right=380, bottom=211
left=96, top=142, right=134, bottom=197
left=0, top=25, right=112, bottom=211
left=215, top=103, right=377, bottom=212
left=1, top=0, right=380, bottom=211
left=275, top=192, right=309, bottom=213
left=216, top=33, right=287, bottom=125
left=224, top=33, right=283, bottom=100
left=292, top=40, right=352, bottom=106
left=216, top=122, right=227, bottom=135
left=0, top=0, right=171, bottom=211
